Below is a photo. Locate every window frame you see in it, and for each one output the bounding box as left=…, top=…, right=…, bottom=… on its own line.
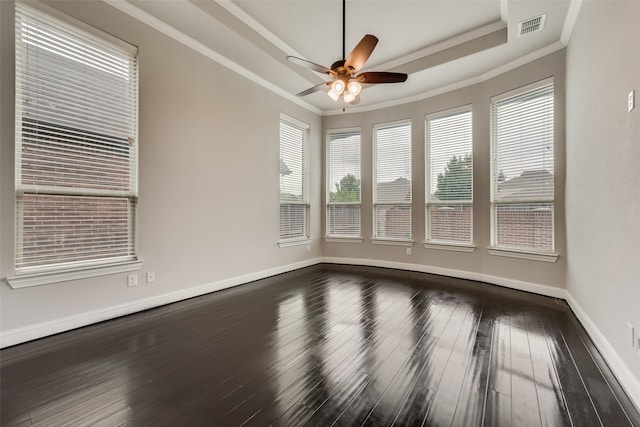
left=8, top=2, right=141, bottom=288
left=424, top=105, right=475, bottom=251
left=372, top=119, right=413, bottom=245
left=489, top=78, right=557, bottom=262
left=325, top=127, right=362, bottom=242
left=278, top=113, right=311, bottom=247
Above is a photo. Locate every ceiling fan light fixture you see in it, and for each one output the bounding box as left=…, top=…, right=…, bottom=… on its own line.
left=331, top=79, right=345, bottom=94
left=328, top=79, right=346, bottom=101
left=327, top=88, right=341, bottom=101
left=347, top=80, right=362, bottom=96
left=287, top=0, right=407, bottom=108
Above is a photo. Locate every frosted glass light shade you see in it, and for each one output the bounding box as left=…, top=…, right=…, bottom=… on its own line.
left=331, top=79, right=345, bottom=94
left=347, top=81, right=361, bottom=96
left=327, top=89, right=340, bottom=101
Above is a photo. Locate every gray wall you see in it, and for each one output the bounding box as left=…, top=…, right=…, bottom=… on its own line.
left=0, top=0, right=637, bottom=399
left=565, top=1, right=640, bottom=382
left=0, top=0, right=322, bottom=335
left=322, top=50, right=567, bottom=291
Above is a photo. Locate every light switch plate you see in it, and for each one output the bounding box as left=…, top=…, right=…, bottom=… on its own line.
left=629, top=90, right=635, bottom=112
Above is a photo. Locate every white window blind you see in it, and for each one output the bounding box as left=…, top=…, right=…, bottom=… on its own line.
left=490, top=81, right=554, bottom=252
left=279, top=115, right=309, bottom=240
left=426, top=107, right=473, bottom=244
left=327, top=129, right=361, bottom=237
left=15, top=4, right=138, bottom=273
left=373, top=121, right=412, bottom=240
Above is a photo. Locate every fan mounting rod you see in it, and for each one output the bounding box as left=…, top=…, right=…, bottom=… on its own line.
left=342, top=0, right=346, bottom=60
left=285, top=0, right=408, bottom=105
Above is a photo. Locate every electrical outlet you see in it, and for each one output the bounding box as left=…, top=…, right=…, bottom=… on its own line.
left=628, top=90, right=635, bottom=112
left=146, top=272, right=155, bottom=283
left=406, top=247, right=411, bottom=256
left=127, top=274, right=138, bottom=287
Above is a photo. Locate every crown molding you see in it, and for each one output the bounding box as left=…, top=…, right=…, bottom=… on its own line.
left=561, top=0, right=584, bottom=46
left=482, top=40, right=565, bottom=81
left=322, top=40, right=565, bottom=116
left=500, top=0, right=508, bottom=23
left=214, top=0, right=303, bottom=60
left=372, top=20, right=506, bottom=73
left=103, top=0, right=579, bottom=117
left=103, top=0, right=321, bottom=115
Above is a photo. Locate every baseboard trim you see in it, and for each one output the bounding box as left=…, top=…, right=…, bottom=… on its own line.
left=1, top=257, right=563, bottom=348
left=321, top=257, right=640, bottom=411
left=565, top=293, right=640, bottom=413
left=2, top=255, right=638, bottom=414
left=0, top=257, right=323, bottom=348
left=321, top=257, right=567, bottom=299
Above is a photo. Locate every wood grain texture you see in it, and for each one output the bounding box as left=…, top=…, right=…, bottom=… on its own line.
left=1, top=264, right=639, bottom=427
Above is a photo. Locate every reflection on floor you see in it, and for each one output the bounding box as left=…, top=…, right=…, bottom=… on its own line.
left=2, top=264, right=639, bottom=426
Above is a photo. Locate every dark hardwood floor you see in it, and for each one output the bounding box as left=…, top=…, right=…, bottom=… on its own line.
left=1, top=264, right=639, bottom=426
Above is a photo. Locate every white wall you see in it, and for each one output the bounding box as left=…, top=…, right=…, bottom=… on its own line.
left=0, top=0, right=322, bottom=343
left=322, top=50, right=567, bottom=293
left=565, top=0, right=640, bottom=386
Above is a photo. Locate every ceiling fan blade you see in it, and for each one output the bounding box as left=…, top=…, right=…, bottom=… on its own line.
left=357, top=71, right=408, bottom=84
left=344, top=34, right=378, bottom=73
left=296, top=81, right=330, bottom=97
left=286, top=56, right=333, bottom=75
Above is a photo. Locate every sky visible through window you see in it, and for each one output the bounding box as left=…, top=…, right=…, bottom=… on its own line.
left=495, top=92, right=554, bottom=181
left=329, top=132, right=360, bottom=194
left=279, top=121, right=305, bottom=199
left=376, top=124, right=411, bottom=184
left=428, top=111, right=472, bottom=196
left=21, top=20, right=131, bottom=79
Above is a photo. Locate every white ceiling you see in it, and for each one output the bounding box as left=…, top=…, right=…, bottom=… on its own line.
left=118, top=0, right=576, bottom=115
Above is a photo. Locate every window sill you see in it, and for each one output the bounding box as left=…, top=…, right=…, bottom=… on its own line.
left=6, top=260, right=143, bottom=289
left=278, top=238, right=311, bottom=248
left=488, top=247, right=558, bottom=263
left=423, top=242, right=476, bottom=253
left=325, top=236, right=363, bottom=244
left=371, top=238, right=415, bottom=247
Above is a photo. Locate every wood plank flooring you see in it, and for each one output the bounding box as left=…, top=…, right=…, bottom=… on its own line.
left=1, top=264, right=639, bottom=426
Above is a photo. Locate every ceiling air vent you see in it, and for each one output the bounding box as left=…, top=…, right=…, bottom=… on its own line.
left=517, top=14, right=547, bottom=36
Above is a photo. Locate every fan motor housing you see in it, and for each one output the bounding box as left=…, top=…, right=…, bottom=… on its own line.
left=331, top=59, right=350, bottom=73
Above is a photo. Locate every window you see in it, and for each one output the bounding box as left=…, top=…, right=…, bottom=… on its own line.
left=373, top=120, right=412, bottom=241
left=490, top=80, right=554, bottom=253
left=426, top=107, right=473, bottom=246
left=326, top=129, right=361, bottom=238
left=279, top=114, right=310, bottom=242
left=14, top=4, right=138, bottom=274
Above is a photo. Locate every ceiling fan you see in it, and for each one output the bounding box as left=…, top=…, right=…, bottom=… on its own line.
left=286, top=0, right=408, bottom=106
